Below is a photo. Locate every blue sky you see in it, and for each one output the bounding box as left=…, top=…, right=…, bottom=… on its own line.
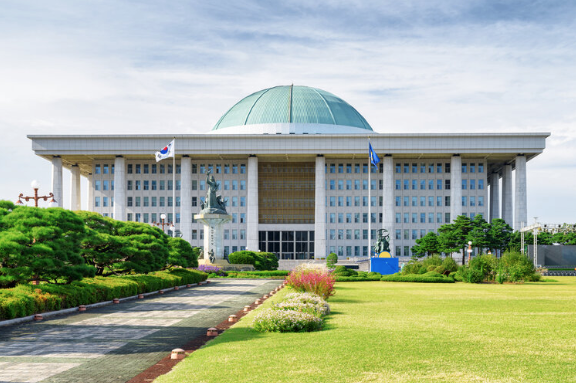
left=1, top=0, right=575, bottom=224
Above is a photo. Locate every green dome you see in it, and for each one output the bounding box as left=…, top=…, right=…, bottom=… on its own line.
left=211, top=85, right=373, bottom=134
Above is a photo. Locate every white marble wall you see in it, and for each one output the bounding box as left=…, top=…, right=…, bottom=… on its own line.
left=501, top=164, right=513, bottom=227
left=113, top=156, right=126, bottom=221
left=247, top=156, right=259, bottom=251
left=314, top=155, right=326, bottom=258
left=514, top=155, right=527, bottom=230
left=51, top=156, right=63, bottom=208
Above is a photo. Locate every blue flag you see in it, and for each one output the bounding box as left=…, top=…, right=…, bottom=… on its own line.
left=369, top=143, right=380, bottom=168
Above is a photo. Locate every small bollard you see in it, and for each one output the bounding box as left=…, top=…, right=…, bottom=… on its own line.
left=33, top=314, right=43, bottom=321
left=113, top=298, right=120, bottom=304
left=171, top=348, right=186, bottom=360
left=207, top=327, right=218, bottom=336
left=270, top=291, right=275, bottom=295
left=186, top=284, right=192, bottom=288
left=228, top=314, right=238, bottom=323
left=78, top=305, right=86, bottom=312
left=263, top=295, right=269, bottom=299
left=206, top=280, right=211, bottom=284
left=174, top=286, right=180, bottom=291
left=243, top=305, right=251, bottom=312
left=138, top=294, right=144, bottom=299
left=159, top=290, right=164, bottom=294
left=197, top=283, right=202, bottom=286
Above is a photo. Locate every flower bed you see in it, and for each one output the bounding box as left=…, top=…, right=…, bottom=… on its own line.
left=252, top=309, right=323, bottom=332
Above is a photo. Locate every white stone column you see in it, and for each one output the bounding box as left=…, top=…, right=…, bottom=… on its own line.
left=247, top=155, right=259, bottom=251
left=70, top=164, right=81, bottom=211
left=113, top=156, right=126, bottom=221
left=501, top=164, right=513, bottom=227
left=86, top=173, right=93, bottom=211
left=382, top=155, right=394, bottom=254
left=450, top=155, right=462, bottom=222
left=181, top=156, right=192, bottom=243
left=51, top=156, right=63, bottom=208
left=489, top=172, right=500, bottom=221
left=314, top=155, right=326, bottom=258
left=514, top=155, right=527, bottom=231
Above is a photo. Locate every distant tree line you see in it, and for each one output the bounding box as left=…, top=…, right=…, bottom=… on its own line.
left=411, top=214, right=576, bottom=263
left=0, top=201, right=199, bottom=287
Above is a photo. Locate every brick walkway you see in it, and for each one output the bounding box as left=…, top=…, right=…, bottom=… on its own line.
left=0, top=279, right=281, bottom=383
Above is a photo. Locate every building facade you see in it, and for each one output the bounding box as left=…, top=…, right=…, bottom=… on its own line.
left=29, top=85, right=548, bottom=259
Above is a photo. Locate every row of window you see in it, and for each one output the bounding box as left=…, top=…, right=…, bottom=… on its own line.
left=395, top=162, right=484, bottom=174
left=124, top=179, right=247, bottom=191
left=122, top=211, right=248, bottom=225
left=394, top=211, right=483, bottom=225
left=395, top=195, right=485, bottom=207
left=328, top=196, right=380, bottom=208
left=395, top=179, right=485, bottom=191
left=328, top=213, right=380, bottom=224
left=326, top=163, right=376, bottom=174
left=94, top=163, right=248, bottom=176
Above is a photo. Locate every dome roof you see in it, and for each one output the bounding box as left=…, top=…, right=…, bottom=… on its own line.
left=211, top=85, right=373, bottom=134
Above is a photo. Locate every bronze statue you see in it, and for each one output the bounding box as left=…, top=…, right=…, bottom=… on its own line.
left=373, top=229, right=391, bottom=255
left=200, top=170, right=228, bottom=214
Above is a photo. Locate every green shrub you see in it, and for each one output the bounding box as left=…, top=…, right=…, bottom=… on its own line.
left=422, top=271, right=444, bottom=279
left=0, top=269, right=207, bottom=320
left=500, top=251, right=536, bottom=283
left=441, top=257, right=458, bottom=272
left=422, top=254, right=443, bottom=269
left=401, top=259, right=423, bottom=275
left=333, top=266, right=358, bottom=277
left=228, top=251, right=256, bottom=265
left=326, top=252, right=338, bottom=268
left=381, top=275, right=455, bottom=283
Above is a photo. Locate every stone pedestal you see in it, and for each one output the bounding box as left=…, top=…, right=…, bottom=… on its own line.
left=194, top=213, right=232, bottom=262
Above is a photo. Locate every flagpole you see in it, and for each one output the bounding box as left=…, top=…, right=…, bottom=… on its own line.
left=172, top=138, right=176, bottom=238
left=368, top=140, right=371, bottom=271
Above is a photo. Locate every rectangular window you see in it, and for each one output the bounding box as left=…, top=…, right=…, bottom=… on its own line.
left=445, top=213, right=450, bottom=223
left=412, top=163, right=418, bottom=173
left=168, top=197, right=173, bottom=207
left=338, top=197, right=344, bottom=207
left=395, top=196, right=401, bottom=207
left=329, top=196, right=336, bottom=207
left=428, top=213, right=434, bottom=223
left=152, top=164, right=157, bottom=174
left=363, top=180, right=368, bottom=190
left=404, top=230, right=409, bottom=240
left=240, top=197, right=246, bottom=207
left=95, top=196, right=100, bottom=207
left=470, top=179, right=476, bottom=190
left=103, top=164, right=110, bottom=174
left=363, top=196, right=368, bottom=207
left=445, top=196, right=451, bottom=206
left=135, top=197, right=141, bottom=207
left=412, top=180, right=417, bottom=190
left=403, top=180, right=409, bottom=190
left=103, top=180, right=109, bottom=190
left=462, top=180, right=467, bottom=190
left=420, top=196, right=426, bottom=207
left=403, top=213, right=409, bottom=223
left=346, top=196, right=352, bottom=207
left=338, top=180, right=343, bottom=190
left=127, top=180, right=132, bottom=190
left=478, top=163, right=484, bottom=173
left=412, top=196, right=417, bottom=207
left=470, top=196, right=476, bottom=206
left=338, top=164, right=344, bottom=173
left=127, top=213, right=132, bottom=221
left=420, top=213, right=425, bottom=223
left=395, top=163, right=401, bottom=173
left=403, top=163, right=409, bottom=173
left=462, top=196, right=467, bottom=206
left=143, top=164, right=149, bottom=174
left=168, top=180, right=173, bottom=190
left=403, top=196, right=409, bottom=207
left=346, top=180, right=352, bottom=190
left=135, top=164, right=141, bottom=174
left=437, top=179, right=442, bottom=190
left=127, top=164, right=132, bottom=174
left=428, top=196, right=434, bottom=207
left=168, top=164, right=173, bottom=174
left=437, top=163, right=442, bottom=173
left=160, top=180, right=165, bottom=190
left=126, top=197, right=132, bottom=207
left=412, top=213, right=417, bottom=223
left=143, top=180, right=149, bottom=190
left=420, top=180, right=425, bottom=190
left=445, top=179, right=451, bottom=190
left=355, top=196, right=360, bottom=207
left=152, top=196, right=157, bottom=207
left=143, top=197, right=149, bottom=207
left=395, top=180, right=401, bottom=190
left=437, top=213, right=443, bottom=223
left=478, top=196, right=484, bottom=206
left=445, top=163, right=451, bottom=173
left=95, top=180, right=101, bottom=191
left=462, top=163, right=467, bottom=173
left=159, top=197, right=165, bottom=207
left=395, top=229, right=401, bottom=240
left=470, top=163, right=476, bottom=173
left=412, top=230, right=418, bottom=240
left=135, top=180, right=141, bottom=191
left=437, top=196, right=442, bottom=206
left=479, top=179, right=484, bottom=190
left=395, top=213, right=401, bottom=223
left=428, top=163, right=434, bottom=173
left=240, top=180, right=246, bottom=190
left=428, top=180, right=433, bottom=190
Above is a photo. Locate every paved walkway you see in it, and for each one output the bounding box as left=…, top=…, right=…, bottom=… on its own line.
left=0, top=279, right=281, bottom=383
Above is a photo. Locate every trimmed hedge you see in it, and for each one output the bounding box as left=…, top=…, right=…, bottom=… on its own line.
left=224, top=270, right=289, bottom=279
left=381, top=274, right=455, bottom=283
left=0, top=269, right=207, bottom=320
left=228, top=251, right=279, bottom=270
left=335, top=276, right=382, bottom=282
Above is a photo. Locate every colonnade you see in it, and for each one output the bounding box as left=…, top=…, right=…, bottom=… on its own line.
left=50, top=153, right=529, bottom=257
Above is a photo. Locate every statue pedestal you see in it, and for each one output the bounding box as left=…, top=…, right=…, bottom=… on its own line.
left=194, top=213, right=232, bottom=262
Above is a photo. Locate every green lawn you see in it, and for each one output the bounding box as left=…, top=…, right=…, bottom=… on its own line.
left=156, top=278, right=576, bottom=383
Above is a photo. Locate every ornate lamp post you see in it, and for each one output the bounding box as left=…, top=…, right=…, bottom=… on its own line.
left=16, top=180, right=56, bottom=207
left=152, top=213, right=173, bottom=233
left=467, top=240, right=473, bottom=265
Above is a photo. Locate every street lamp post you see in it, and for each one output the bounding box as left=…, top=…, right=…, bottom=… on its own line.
left=467, top=241, right=473, bottom=265
left=16, top=180, right=56, bottom=207
left=152, top=213, right=173, bottom=233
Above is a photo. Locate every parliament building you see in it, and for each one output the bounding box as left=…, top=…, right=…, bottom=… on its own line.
left=29, top=85, right=548, bottom=259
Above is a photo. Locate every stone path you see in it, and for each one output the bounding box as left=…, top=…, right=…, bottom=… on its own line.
left=0, top=279, right=281, bottom=383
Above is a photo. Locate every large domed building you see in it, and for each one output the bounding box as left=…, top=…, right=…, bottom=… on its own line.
left=29, top=85, right=548, bottom=262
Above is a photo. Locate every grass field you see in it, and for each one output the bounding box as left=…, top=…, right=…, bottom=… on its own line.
left=156, top=278, right=576, bottom=383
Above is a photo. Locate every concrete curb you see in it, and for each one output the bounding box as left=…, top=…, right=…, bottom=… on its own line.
left=0, top=281, right=210, bottom=328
